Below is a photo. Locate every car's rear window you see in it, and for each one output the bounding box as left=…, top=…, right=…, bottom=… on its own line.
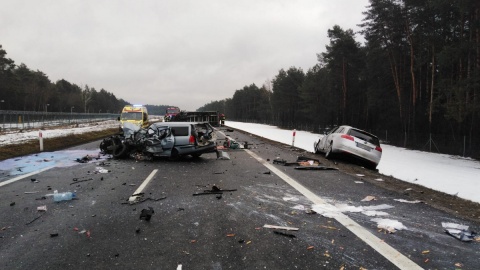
left=171, top=126, right=189, bottom=136
left=348, top=129, right=380, bottom=146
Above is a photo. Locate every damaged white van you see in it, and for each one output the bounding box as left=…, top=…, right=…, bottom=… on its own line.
left=100, top=122, right=217, bottom=160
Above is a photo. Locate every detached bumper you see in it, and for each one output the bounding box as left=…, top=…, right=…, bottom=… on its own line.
left=175, top=143, right=217, bottom=156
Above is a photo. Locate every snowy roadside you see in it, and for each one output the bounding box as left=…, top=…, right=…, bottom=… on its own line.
left=0, top=120, right=120, bottom=146
left=225, top=121, right=480, bottom=204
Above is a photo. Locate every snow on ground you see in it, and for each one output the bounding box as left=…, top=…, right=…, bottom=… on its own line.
left=0, top=120, right=478, bottom=204
left=225, top=121, right=480, bottom=204
left=0, top=120, right=120, bottom=146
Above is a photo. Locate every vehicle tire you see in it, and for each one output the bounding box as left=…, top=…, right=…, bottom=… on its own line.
left=191, top=153, right=202, bottom=158
left=99, top=139, right=112, bottom=154
left=313, top=141, right=320, bottom=154
left=325, top=142, right=333, bottom=159
left=112, top=138, right=128, bottom=159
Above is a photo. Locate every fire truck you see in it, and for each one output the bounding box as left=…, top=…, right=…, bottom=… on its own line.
left=164, top=107, right=180, bottom=122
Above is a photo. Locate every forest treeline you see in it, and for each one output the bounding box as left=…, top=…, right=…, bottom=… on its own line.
left=198, top=0, right=480, bottom=157
left=0, top=46, right=173, bottom=115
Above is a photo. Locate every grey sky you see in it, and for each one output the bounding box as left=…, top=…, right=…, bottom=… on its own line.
left=1, top=0, right=369, bottom=111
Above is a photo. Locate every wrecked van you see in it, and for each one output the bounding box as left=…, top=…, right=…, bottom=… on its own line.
left=100, top=122, right=217, bottom=160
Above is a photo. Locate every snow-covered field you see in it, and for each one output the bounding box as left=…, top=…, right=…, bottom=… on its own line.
left=225, top=121, right=480, bottom=204
left=0, top=120, right=120, bottom=146
left=0, top=120, right=478, bottom=204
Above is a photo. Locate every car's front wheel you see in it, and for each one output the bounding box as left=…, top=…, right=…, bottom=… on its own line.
left=313, top=141, right=320, bottom=154
left=325, top=142, right=333, bottom=159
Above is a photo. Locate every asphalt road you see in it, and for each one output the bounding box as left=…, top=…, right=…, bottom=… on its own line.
left=0, top=128, right=478, bottom=270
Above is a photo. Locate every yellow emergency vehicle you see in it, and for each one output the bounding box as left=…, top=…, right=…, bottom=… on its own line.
left=119, top=105, right=149, bottom=128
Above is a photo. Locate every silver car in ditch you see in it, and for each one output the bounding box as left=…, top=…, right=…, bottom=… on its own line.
left=314, top=125, right=382, bottom=169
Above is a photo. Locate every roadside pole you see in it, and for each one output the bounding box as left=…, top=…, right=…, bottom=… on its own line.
left=292, top=129, right=296, bottom=147
left=39, top=130, right=43, bottom=151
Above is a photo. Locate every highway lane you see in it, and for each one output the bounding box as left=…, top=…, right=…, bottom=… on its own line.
left=0, top=129, right=478, bottom=269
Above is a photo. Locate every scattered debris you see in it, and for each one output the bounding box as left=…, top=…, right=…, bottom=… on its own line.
left=307, top=246, right=314, bottom=250
left=50, top=233, right=59, bottom=237
left=76, top=155, right=95, bottom=163
left=273, top=230, right=296, bottom=238
left=356, top=174, right=365, bottom=177
left=371, top=218, right=407, bottom=233
left=24, top=191, right=39, bottom=194
left=292, top=205, right=305, bottom=210
left=274, top=156, right=336, bottom=171
left=394, top=199, right=421, bottom=204
left=422, top=250, right=430, bottom=254
left=374, top=178, right=384, bottom=182
left=139, top=207, right=154, bottom=221
left=26, top=213, right=46, bottom=225
left=10, top=202, right=15, bottom=206
left=263, top=224, right=299, bottom=231
left=295, top=166, right=338, bottom=170
left=226, top=234, right=235, bottom=237
left=354, top=181, right=364, bottom=184
left=216, top=151, right=230, bottom=160
left=442, top=222, right=477, bottom=242
left=193, top=185, right=237, bottom=196
left=361, top=196, right=376, bottom=202
left=123, top=196, right=167, bottom=205
left=283, top=197, right=299, bottom=202
left=95, top=167, right=109, bottom=173
left=320, top=225, right=339, bottom=230
left=70, top=178, right=94, bottom=185
left=37, top=205, right=47, bottom=212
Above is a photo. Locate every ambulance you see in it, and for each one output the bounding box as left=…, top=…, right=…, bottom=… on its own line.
left=119, top=105, right=149, bottom=128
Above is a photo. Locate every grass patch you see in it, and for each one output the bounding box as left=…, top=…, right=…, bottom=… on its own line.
left=0, top=128, right=119, bottom=161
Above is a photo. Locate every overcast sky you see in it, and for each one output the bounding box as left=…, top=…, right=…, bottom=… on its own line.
left=1, top=0, right=369, bottom=111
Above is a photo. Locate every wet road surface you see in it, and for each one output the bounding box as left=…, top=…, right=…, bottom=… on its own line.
left=0, top=128, right=478, bottom=269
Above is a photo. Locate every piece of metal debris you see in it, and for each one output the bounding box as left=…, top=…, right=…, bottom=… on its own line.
left=263, top=224, right=299, bottom=231
left=216, top=150, right=230, bottom=160
left=442, top=222, right=477, bottom=242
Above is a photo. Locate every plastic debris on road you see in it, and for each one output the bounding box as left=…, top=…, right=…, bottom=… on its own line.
left=394, top=199, right=422, bottom=204
left=442, top=222, right=477, bottom=242
left=371, top=218, right=407, bottom=233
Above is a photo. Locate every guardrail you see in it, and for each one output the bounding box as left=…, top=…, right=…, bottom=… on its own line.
left=0, top=110, right=119, bottom=131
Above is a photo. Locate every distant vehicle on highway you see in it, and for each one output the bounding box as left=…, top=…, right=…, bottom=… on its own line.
left=119, top=105, right=149, bottom=128
left=314, top=125, right=382, bottom=169
left=164, top=107, right=180, bottom=122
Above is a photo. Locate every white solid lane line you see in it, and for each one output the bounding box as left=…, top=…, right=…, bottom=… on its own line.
left=0, top=166, right=54, bottom=188
left=129, top=169, right=158, bottom=202
left=245, top=149, right=422, bottom=270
